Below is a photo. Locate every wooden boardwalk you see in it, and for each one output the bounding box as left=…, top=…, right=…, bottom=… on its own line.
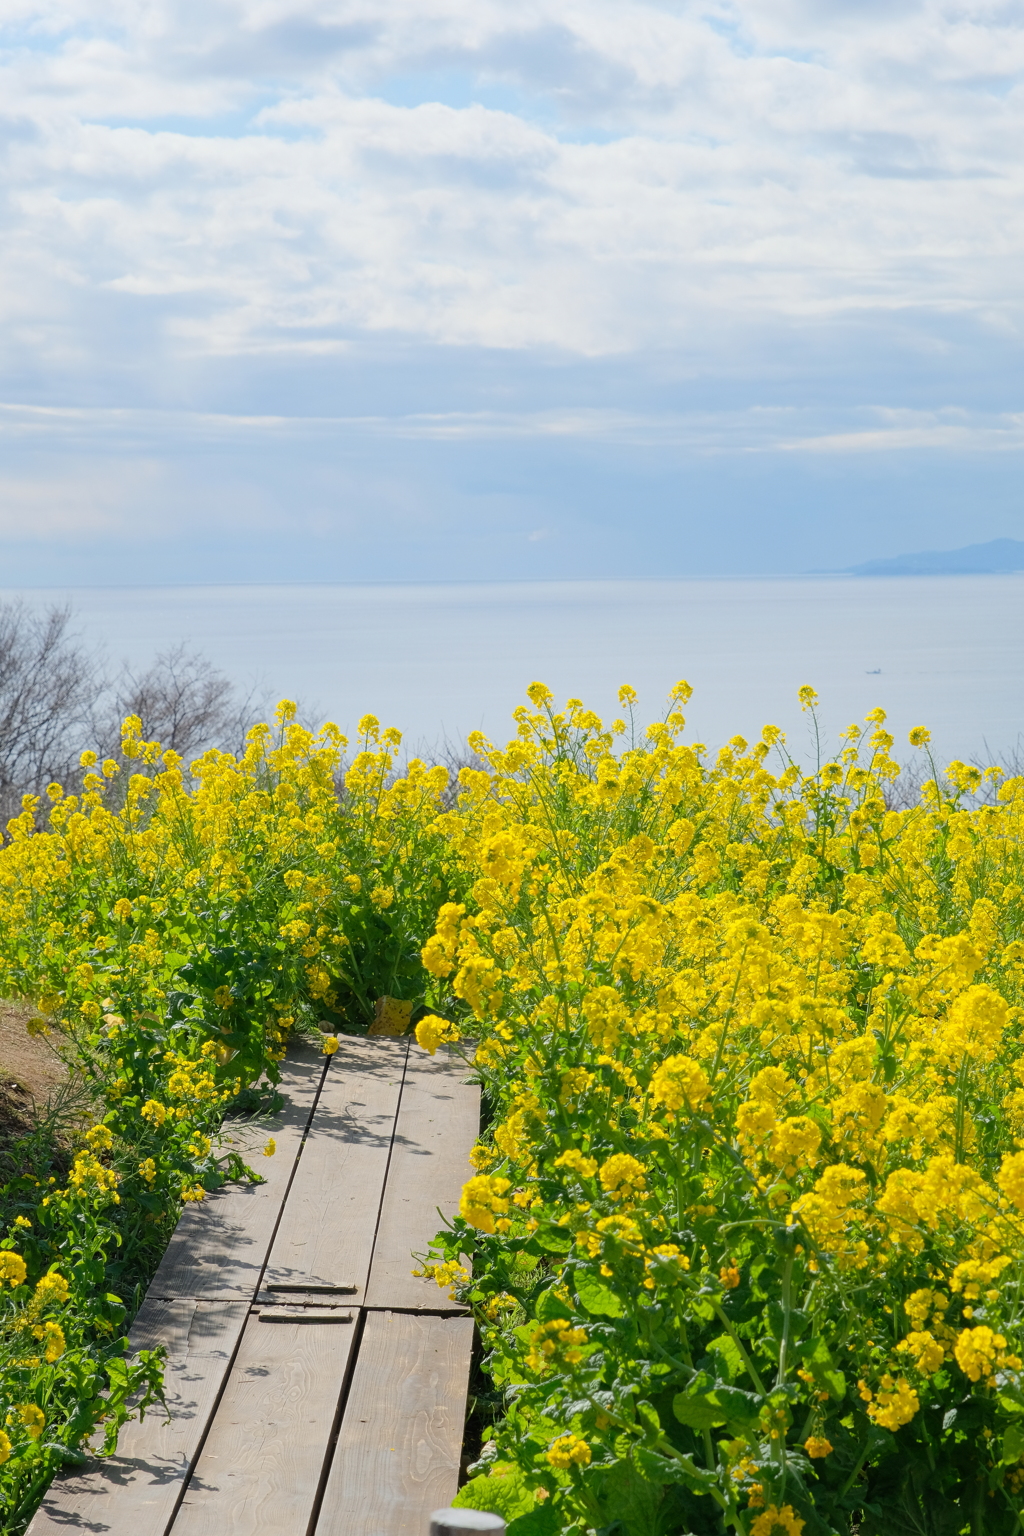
left=30, top=1038, right=479, bottom=1536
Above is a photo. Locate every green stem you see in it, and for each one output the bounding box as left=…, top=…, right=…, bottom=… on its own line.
left=1000, top=1485, right=1024, bottom=1534
left=837, top=1434, right=872, bottom=1498
left=708, top=1300, right=768, bottom=1398
left=775, top=1237, right=795, bottom=1389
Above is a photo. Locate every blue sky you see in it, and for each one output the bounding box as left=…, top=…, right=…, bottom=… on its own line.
left=2, top=0, right=1024, bottom=583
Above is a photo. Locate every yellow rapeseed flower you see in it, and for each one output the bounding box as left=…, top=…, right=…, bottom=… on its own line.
left=18, top=1405, right=45, bottom=1440
left=0, top=1253, right=27, bottom=1288
left=546, top=1433, right=591, bottom=1469
left=415, top=1015, right=462, bottom=1055
left=751, top=1505, right=805, bottom=1536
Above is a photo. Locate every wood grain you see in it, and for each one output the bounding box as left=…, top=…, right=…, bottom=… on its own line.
left=170, top=1308, right=358, bottom=1536
left=363, top=1045, right=479, bottom=1311
left=28, top=1302, right=248, bottom=1536
left=314, top=1311, right=475, bottom=1536
left=147, top=1045, right=326, bottom=1301
left=261, top=1037, right=408, bottom=1303
left=29, top=1042, right=479, bottom=1536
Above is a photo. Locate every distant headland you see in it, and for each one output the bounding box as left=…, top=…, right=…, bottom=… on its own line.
left=843, top=536, right=1024, bottom=576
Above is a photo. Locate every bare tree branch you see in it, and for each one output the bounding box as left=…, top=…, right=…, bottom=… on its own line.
left=0, top=601, right=105, bottom=823
left=0, top=604, right=268, bottom=832
left=102, top=643, right=260, bottom=762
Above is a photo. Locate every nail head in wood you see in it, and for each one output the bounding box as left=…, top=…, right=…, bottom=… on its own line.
left=430, top=1511, right=506, bottom=1535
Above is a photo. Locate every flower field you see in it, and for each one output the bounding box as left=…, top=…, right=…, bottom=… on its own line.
left=1, top=683, right=1023, bottom=1535
left=419, top=685, right=1024, bottom=1536
left=0, top=704, right=452, bottom=1531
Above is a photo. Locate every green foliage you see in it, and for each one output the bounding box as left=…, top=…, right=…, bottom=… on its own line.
left=0, top=704, right=459, bottom=1530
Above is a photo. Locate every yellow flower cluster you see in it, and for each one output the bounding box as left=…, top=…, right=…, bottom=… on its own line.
left=414, top=1013, right=462, bottom=1055
left=545, top=1433, right=591, bottom=1469
left=459, top=1174, right=512, bottom=1234
left=0, top=702, right=457, bottom=1505
left=420, top=684, right=1024, bottom=1532
left=525, top=1319, right=589, bottom=1374
left=0, top=1255, right=27, bottom=1289
left=751, top=1505, right=804, bottom=1536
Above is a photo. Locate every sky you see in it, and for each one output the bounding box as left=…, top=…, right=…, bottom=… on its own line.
left=2, top=0, right=1024, bottom=584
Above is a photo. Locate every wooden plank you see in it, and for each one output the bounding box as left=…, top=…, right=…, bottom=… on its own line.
left=261, top=1037, right=409, bottom=1303
left=257, top=1307, right=354, bottom=1323
left=314, top=1311, right=474, bottom=1536
left=169, top=1308, right=359, bottom=1536
left=363, top=1045, right=479, bottom=1311
left=28, top=1302, right=248, bottom=1536
left=147, top=1043, right=327, bottom=1301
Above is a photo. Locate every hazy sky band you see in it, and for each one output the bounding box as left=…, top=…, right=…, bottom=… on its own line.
left=2, top=0, right=1023, bottom=580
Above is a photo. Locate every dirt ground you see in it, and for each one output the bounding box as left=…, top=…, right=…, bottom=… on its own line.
left=0, top=1000, right=68, bottom=1151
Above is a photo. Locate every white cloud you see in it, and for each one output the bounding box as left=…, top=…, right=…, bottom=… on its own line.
left=4, top=397, right=1023, bottom=458
left=3, top=0, right=1024, bottom=584
left=2, top=0, right=1024, bottom=364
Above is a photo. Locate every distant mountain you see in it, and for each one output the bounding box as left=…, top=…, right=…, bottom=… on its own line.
left=845, top=537, right=1024, bottom=576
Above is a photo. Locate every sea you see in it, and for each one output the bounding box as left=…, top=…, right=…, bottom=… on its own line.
left=6, top=576, right=1023, bottom=770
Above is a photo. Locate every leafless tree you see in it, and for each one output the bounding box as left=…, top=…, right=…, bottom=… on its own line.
left=101, top=643, right=262, bottom=763
left=0, top=600, right=105, bottom=824
left=0, top=602, right=269, bottom=834
left=884, top=737, right=1024, bottom=811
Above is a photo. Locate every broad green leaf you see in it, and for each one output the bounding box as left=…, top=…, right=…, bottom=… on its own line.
left=672, top=1392, right=727, bottom=1430
left=454, top=1467, right=535, bottom=1521
left=575, top=1272, right=623, bottom=1317
left=706, top=1385, right=761, bottom=1427
left=796, top=1335, right=846, bottom=1400
left=536, top=1287, right=573, bottom=1324
left=707, top=1333, right=745, bottom=1382
left=1003, top=1425, right=1024, bottom=1464
left=633, top=1444, right=716, bottom=1493
left=534, top=1227, right=573, bottom=1254
left=506, top=1506, right=561, bottom=1536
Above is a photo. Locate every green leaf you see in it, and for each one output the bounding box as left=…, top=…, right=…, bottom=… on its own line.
left=506, top=1506, right=561, bottom=1536
left=1002, top=1425, right=1024, bottom=1465
left=41, top=1443, right=89, bottom=1467
left=575, top=1272, right=623, bottom=1317
left=672, top=1392, right=727, bottom=1430
left=998, top=1384, right=1024, bottom=1415
left=453, top=1467, right=535, bottom=1521
left=633, top=1444, right=716, bottom=1493
left=707, top=1333, right=745, bottom=1382
left=534, top=1228, right=573, bottom=1254
left=602, top=1459, right=667, bottom=1532
left=795, top=1334, right=846, bottom=1400
left=705, top=1385, right=761, bottom=1428
left=536, top=1288, right=573, bottom=1324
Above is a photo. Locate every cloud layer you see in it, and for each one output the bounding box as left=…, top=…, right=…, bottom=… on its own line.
left=2, top=0, right=1024, bottom=576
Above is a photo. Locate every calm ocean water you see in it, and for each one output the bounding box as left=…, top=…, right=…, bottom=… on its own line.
left=7, top=577, right=1023, bottom=768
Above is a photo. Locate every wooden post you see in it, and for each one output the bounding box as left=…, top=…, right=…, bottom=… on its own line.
left=429, top=1510, right=506, bottom=1535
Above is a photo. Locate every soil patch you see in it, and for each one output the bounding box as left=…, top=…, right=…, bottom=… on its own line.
left=0, top=999, right=66, bottom=1100
left=0, top=999, right=68, bottom=1157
